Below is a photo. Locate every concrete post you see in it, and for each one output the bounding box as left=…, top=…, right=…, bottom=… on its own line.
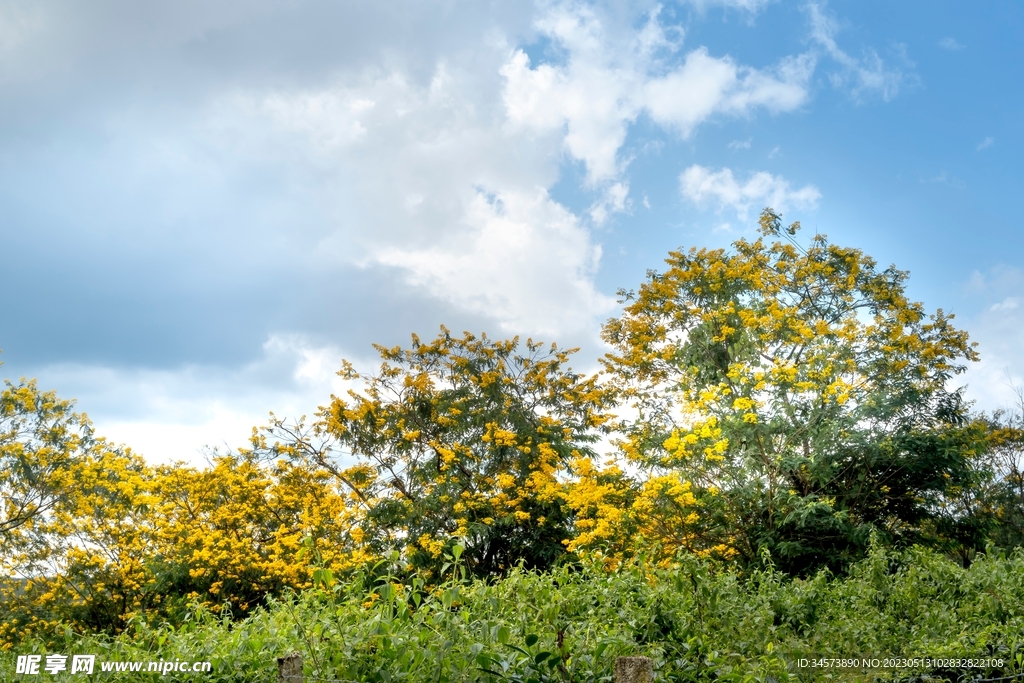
left=614, top=656, right=653, bottom=683
left=277, top=652, right=302, bottom=683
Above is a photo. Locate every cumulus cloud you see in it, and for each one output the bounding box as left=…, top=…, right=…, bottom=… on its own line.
left=0, top=1, right=820, bottom=352
left=378, top=188, right=614, bottom=336
left=502, top=4, right=813, bottom=183
left=643, top=49, right=813, bottom=131
left=222, top=2, right=815, bottom=335
left=0, top=0, right=827, bottom=461
left=212, top=54, right=612, bottom=338
left=679, top=164, right=820, bottom=220
left=807, top=2, right=906, bottom=101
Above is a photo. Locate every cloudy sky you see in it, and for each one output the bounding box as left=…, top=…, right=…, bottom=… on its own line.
left=2, top=0, right=1022, bottom=463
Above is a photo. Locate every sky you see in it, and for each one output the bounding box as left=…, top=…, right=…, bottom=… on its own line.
left=1, top=0, right=1022, bottom=464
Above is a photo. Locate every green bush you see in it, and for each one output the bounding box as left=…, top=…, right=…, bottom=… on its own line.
left=5, top=544, right=1024, bottom=682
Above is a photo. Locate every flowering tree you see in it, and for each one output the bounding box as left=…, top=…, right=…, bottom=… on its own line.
left=1, top=377, right=89, bottom=547
left=587, top=209, right=982, bottom=573
left=0, top=374, right=160, bottom=639
left=0, top=369, right=367, bottom=642
left=262, top=328, right=613, bottom=578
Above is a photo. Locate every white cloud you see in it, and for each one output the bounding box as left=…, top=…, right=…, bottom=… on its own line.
left=938, top=37, right=964, bottom=51
left=960, top=267, right=1024, bottom=413
left=679, top=164, right=820, bottom=220
left=215, top=2, right=813, bottom=338
left=213, top=53, right=605, bottom=338
left=990, top=297, right=1019, bottom=312
left=977, top=136, right=994, bottom=151
left=27, top=334, right=362, bottom=465
left=642, top=49, right=813, bottom=134
left=728, top=138, right=752, bottom=149
left=502, top=4, right=813, bottom=183
left=589, top=181, right=630, bottom=225
left=377, top=187, right=615, bottom=336
left=807, top=2, right=905, bottom=101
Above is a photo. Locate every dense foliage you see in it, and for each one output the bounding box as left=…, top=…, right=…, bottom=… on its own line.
left=5, top=545, right=1024, bottom=681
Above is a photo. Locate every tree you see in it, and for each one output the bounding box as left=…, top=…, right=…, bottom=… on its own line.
left=595, top=209, right=981, bottom=573
left=1, top=363, right=368, bottom=643
left=260, top=328, right=612, bottom=578
left=148, top=452, right=369, bottom=618
left=1, top=370, right=160, bottom=640
left=983, top=390, right=1024, bottom=549
left=1, top=376, right=91, bottom=548
left=932, top=387, right=1024, bottom=560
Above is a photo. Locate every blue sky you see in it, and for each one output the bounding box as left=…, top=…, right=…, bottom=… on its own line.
left=1, top=0, right=1022, bottom=462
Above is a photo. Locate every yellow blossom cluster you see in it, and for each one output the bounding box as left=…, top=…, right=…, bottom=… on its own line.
left=1, top=376, right=372, bottom=647
left=594, top=208, right=981, bottom=567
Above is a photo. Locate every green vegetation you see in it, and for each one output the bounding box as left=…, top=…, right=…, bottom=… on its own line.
left=6, top=544, right=1024, bottom=681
